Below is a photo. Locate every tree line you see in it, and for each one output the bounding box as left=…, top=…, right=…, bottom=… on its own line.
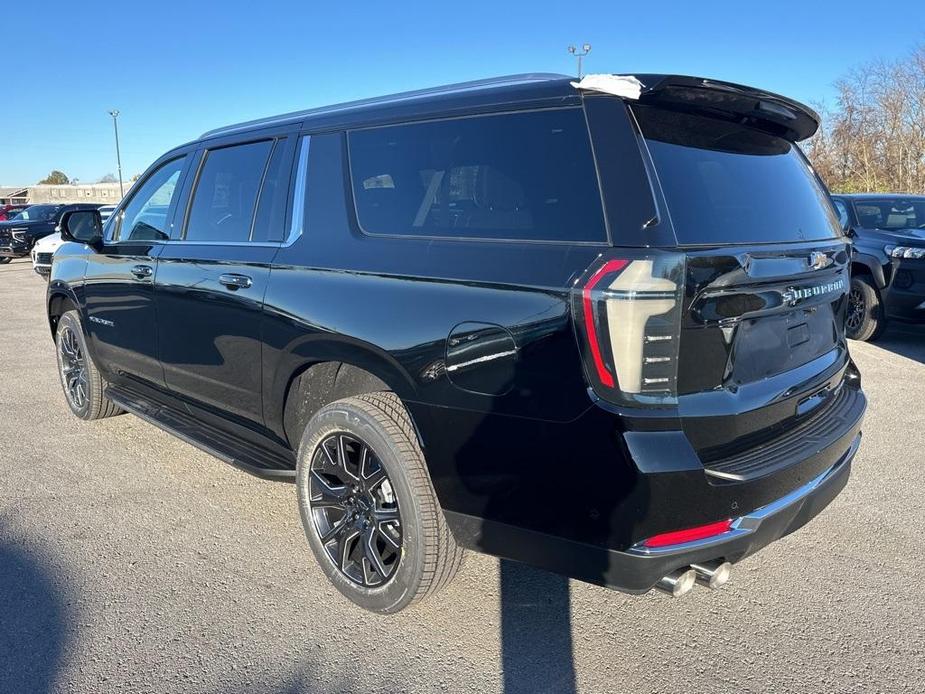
left=806, top=44, right=925, bottom=194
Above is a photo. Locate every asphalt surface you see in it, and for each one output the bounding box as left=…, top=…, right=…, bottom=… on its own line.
left=1, top=255, right=924, bottom=693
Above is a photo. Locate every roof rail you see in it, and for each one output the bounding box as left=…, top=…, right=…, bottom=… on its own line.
left=200, top=73, right=571, bottom=139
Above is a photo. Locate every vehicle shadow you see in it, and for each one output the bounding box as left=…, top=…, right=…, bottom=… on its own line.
left=870, top=321, right=925, bottom=364
left=0, top=524, right=71, bottom=693
left=499, top=559, right=577, bottom=694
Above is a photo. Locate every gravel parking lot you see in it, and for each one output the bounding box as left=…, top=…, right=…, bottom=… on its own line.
left=2, top=256, right=924, bottom=693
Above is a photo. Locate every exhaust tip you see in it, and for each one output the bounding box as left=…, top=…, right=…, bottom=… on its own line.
left=690, top=560, right=732, bottom=589
left=655, top=568, right=697, bottom=597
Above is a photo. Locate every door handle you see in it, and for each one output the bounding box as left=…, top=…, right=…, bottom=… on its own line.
left=131, top=264, right=153, bottom=279
left=219, top=273, right=253, bottom=290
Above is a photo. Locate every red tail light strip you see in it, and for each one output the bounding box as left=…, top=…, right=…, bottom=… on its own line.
left=642, top=519, right=733, bottom=548
left=581, top=259, right=629, bottom=389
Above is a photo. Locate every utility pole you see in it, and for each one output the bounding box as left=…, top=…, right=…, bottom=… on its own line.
left=568, top=44, right=591, bottom=79
left=108, top=109, right=124, bottom=198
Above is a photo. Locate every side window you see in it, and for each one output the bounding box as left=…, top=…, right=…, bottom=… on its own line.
left=115, top=157, right=186, bottom=242
left=855, top=204, right=882, bottom=229
left=185, top=141, right=272, bottom=242
left=832, top=199, right=850, bottom=229
left=347, top=109, right=607, bottom=243
left=251, top=138, right=291, bottom=242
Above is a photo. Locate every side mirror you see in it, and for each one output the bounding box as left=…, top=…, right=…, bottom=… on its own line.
left=59, top=209, right=103, bottom=246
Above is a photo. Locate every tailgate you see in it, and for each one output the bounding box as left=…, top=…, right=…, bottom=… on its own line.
left=628, top=99, right=857, bottom=471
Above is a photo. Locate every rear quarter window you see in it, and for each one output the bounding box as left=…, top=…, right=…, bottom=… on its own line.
left=347, top=108, right=607, bottom=243
left=633, top=105, right=842, bottom=245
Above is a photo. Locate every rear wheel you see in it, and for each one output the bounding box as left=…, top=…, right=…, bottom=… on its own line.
left=0, top=257, right=11, bottom=265
left=846, top=275, right=886, bottom=341
left=296, top=392, right=464, bottom=614
left=55, top=311, right=123, bottom=420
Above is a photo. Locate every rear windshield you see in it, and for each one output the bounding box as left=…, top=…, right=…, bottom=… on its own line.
left=853, top=199, right=925, bottom=232
left=347, top=108, right=607, bottom=243
left=633, top=105, right=842, bottom=245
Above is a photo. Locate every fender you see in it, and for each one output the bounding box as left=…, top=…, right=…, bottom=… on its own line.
left=851, top=250, right=888, bottom=289
left=46, top=282, right=84, bottom=340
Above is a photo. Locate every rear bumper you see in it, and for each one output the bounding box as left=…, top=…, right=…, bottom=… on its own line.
left=445, top=432, right=859, bottom=593
left=436, top=368, right=865, bottom=594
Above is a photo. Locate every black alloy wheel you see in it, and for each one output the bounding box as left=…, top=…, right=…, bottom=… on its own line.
left=846, top=275, right=885, bottom=341
left=309, top=433, right=402, bottom=587
left=846, top=286, right=865, bottom=332
left=58, top=325, right=88, bottom=410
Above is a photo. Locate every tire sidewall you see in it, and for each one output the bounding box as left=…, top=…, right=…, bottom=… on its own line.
left=847, top=275, right=883, bottom=341
left=296, top=402, right=426, bottom=614
left=55, top=311, right=93, bottom=419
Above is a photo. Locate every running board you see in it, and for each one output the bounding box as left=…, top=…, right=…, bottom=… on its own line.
left=106, top=385, right=296, bottom=481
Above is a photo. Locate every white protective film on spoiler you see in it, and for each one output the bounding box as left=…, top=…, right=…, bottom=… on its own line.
left=570, top=74, right=645, bottom=100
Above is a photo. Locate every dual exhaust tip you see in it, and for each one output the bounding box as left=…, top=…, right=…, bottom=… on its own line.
left=656, top=559, right=731, bottom=597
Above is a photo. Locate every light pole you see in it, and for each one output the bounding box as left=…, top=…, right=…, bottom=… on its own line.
left=108, top=109, right=124, bottom=198
left=568, top=44, right=591, bottom=79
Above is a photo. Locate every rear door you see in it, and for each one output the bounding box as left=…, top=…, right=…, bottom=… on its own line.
left=154, top=133, right=296, bottom=424
left=83, top=154, right=190, bottom=387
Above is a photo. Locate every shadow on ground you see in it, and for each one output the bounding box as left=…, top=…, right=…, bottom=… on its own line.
left=0, top=523, right=70, bottom=693
left=869, top=321, right=925, bottom=364
left=499, top=559, right=577, bottom=694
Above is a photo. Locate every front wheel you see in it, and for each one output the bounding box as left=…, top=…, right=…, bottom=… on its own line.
left=55, top=311, right=123, bottom=420
left=846, top=275, right=886, bottom=341
left=0, top=257, right=11, bottom=265
left=296, top=392, right=464, bottom=614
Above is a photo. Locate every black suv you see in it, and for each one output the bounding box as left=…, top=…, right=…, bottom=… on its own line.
left=48, top=74, right=866, bottom=613
left=0, top=203, right=101, bottom=263
left=831, top=194, right=925, bottom=340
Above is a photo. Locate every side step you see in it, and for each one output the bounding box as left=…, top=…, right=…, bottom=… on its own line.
left=106, top=385, right=296, bottom=481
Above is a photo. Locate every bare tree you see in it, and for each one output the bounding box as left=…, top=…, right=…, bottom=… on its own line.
left=806, top=44, right=925, bottom=194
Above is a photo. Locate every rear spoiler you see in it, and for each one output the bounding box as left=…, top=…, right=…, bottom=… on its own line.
left=578, top=74, right=820, bottom=142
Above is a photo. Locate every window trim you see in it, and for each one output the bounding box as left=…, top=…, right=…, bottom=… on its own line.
left=284, top=135, right=311, bottom=246
left=344, top=106, right=611, bottom=247
left=108, top=154, right=188, bottom=244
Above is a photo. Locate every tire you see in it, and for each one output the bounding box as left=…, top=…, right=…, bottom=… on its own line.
left=296, top=392, right=464, bottom=614
left=0, top=257, right=11, bottom=265
left=846, top=275, right=886, bottom=342
left=55, top=310, right=123, bottom=420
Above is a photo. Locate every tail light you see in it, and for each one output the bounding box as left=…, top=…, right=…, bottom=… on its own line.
left=573, top=252, right=685, bottom=407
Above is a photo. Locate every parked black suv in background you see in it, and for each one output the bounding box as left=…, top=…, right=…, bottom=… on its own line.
left=0, top=203, right=101, bottom=263
left=831, top=194, right=925, bottom=340
left=48, top=74, right=866, bottom=613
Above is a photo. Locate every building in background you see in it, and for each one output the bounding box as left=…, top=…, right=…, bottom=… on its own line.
left=0, top=183, right=127, bottom=205
left=0, top=187, right=29, bottom=205
left=27, top=183, right=126, bottom=204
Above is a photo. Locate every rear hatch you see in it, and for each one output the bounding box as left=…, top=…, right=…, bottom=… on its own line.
left=576, top=80, right=859, bottom=479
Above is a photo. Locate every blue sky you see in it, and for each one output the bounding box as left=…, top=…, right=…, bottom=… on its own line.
left=3, top=0, right=923, bottom=185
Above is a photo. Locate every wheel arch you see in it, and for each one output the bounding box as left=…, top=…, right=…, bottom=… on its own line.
left=46, top=288, right=81, bottom=340
left=851, top=253, right=887, bottom=289
left=276, top=340, right=422, bottom=452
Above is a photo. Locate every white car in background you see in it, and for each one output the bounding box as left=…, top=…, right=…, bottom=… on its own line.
left=32, top=204, right=118, bottom=278
left=31, top=231, right=65, bottom=278
left=98, top=204, right=117, bottom=223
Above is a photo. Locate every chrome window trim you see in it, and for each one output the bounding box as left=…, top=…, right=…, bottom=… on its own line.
left=285, top=135, right=311, bottom=246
